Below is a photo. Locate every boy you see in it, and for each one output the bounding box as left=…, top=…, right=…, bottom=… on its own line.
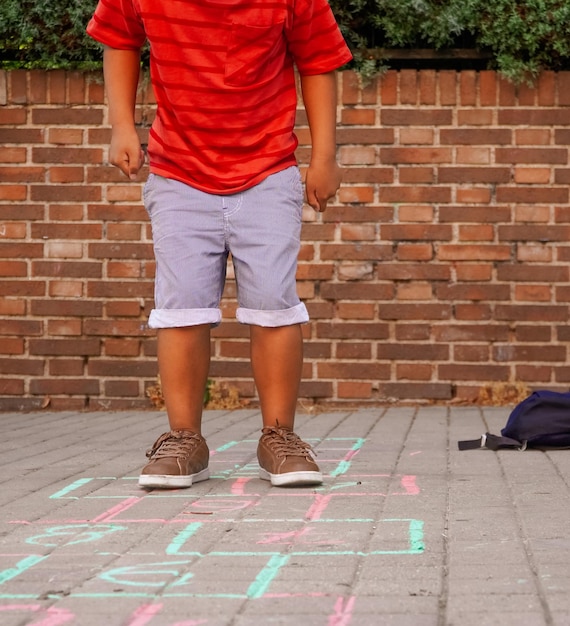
left=87, top=0, right=352, bottom=489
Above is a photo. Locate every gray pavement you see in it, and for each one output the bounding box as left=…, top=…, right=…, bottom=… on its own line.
left=1, top=406, right=569, bottom=625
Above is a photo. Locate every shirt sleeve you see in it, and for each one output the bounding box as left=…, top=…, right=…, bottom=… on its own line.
left=286, top=0, right=352, bottom=75
left=86, top=0, right=146, bottom=49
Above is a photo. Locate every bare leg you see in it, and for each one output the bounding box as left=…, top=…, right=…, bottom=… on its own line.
left=250, top=324, right=303, bottom=430
left=156, top=324, right=211, bottom=434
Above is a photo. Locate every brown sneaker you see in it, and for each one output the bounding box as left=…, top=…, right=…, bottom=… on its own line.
left=257, top=426, right=323, bottom=487
left=138, top=430, right=210, bottom=489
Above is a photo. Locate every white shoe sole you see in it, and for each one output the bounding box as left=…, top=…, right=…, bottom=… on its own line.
left=259, top=468, right=323, bottom=487
left=138, top=467, right=210, bottom=489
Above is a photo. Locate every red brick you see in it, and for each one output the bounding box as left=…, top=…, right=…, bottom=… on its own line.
left=457, top=109, right=493, bottom=126
left=396, top=283, right=432, bottom=300
left=9, top=70, right=27, bottom=104
left=338, top=186, right=374, bottom=204
left=68, top=72, right=87, bottom=104
left=0, top=185, right=26, bottom=200
left=380, top=71, right=398, bottom=105
left=48, top=70, right=67, bottom=104
left=342, top=71, right=360, bottom=105
left=316, top=322, right=389, bottom=340
left=439, top=71, right=457, bottom=105
left=496, top=187, right=568, bottom=204
left=479, top=71, right=497, bottom=106
left=396, top=363, right=432, bottom=380
left=341, top=109, right=375, bottom=125
left=32, top=108, right=103, bottom=125
left=441, top=129, right=511, bottom=145
left=396, top=243, right=433, bottom=261
left=458, top=225, right=494, bottom=241
left=1, top=167, right=45, bottom=184
left=378, top=383, right=452, bottom=400
left=104, top=380, right=141, bottom=397
left=517, top=82, right=536, bottom=106
left=30, top=378, right=100, bottom=395
left=318, top=362, right=390, bottom=380
left=459, top=71, right=477, bottom=105
left=419, top=70, right=436, bottom=105
left=438, top=245, right=511, bottom=261
left=398, top=168, right=434, bottom=184
left=381, top=109, right=452, bottom=126
left=559, top=72, right=570, bottom=105
left=338, top=382, right=373, bottom=399
left=0, top=108, right=27, bottom=125
left=0, top=147, right=26, bottom=163
left=454, top=345, right=489, bottom=362
left=33, top=147, right=103, bottom=164
left=400, top=70, right=418, bottom=105
left=0, top=261, right=28, bottom=278
left=0, top=128, right=44, bottom=143
left=48, top=128, right=84, bottom=145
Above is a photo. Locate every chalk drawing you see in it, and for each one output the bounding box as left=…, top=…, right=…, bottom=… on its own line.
left=166, top=523, right=203, bottom=555
left=1, top=433, right=426, bottom=623
left=25, top=524, right=125, bottom=547
left=99, top=560, right=194, bottom=588
left=0, top=604, right=74, bottom=626
left=92, top=497, right=142, bottom=523
left=230, top=477, right=254, bottom=495
left=246, top=554, right=290, bottom=599
left=305, top=494, right=333, bottom=521
left=0, top=555, right=47, bottom=585
left=330, top=439, right=366, bottom=477
left=328, top=596, right=356, bottom=626
left=49, top=478, right=95, bottom=500
left=124, top=602, right=163, bottom=626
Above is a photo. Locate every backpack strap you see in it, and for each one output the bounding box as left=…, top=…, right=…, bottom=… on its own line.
left=458, top=433, right=527, bottom=451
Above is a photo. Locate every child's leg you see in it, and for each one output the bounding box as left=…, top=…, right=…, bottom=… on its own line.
left=139, top=324, right=212, bottom=490
left=250, top=324, right=303, bottom=430
left=157, top=324, right=211, bottom=434
left=251, top=323, right=323, bottom=487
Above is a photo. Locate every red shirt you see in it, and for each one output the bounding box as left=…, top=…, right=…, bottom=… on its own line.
left=87, top=0, right=352, bottom=194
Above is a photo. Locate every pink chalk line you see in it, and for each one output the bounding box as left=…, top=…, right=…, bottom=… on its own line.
left=124, top=604, right=208, bottom=626
left=125, top=603, right=163, bottom=626
left=0, top=605, right=74, bottom=626
left=328, top=596, right=356, bottom=626
left=230, top=477, right=255, bottom=496
left=398, top=475, right=420, bottom=495
left=305, top=494, right=332, bottom=521
left=92, top=496, right=141, bottom=523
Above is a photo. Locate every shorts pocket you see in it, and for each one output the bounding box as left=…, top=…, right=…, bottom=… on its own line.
left=224, top=22, right=285, bottom=87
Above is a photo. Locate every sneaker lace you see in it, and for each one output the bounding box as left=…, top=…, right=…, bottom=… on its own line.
left=261, top=427, right=316, bottom=459
left=146, top=431, right=202, bottom=460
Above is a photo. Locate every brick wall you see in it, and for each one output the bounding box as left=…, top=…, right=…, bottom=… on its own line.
left=1, top=68, right=570, bottom=411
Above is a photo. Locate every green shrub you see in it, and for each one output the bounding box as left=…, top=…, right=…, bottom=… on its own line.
left=0, top=0, right=102, bottom=69
left=1, top=0, right=570, bottom=82
left=329, top=0, right=570, bottom=82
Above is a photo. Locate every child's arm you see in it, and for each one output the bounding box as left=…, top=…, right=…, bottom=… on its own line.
left=103, top=46, right=145, bottom=180
left=300, top=71, right=343, bottom=212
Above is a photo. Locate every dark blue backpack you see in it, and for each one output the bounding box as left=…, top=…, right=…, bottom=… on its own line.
left=458, top=390, right=570, bottom=451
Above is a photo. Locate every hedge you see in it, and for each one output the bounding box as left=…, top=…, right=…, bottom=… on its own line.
left=1, top=0, right=570, bottom=82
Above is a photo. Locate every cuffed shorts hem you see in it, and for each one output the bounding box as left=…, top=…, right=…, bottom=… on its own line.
left=148, top=308, right=222, bottom=329
left=236, top=302, right=309, bottom=327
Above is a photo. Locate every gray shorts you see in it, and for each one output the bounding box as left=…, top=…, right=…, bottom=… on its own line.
left=143, top=166, right=309, bottom=328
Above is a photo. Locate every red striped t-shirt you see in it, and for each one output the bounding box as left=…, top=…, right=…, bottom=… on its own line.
left=87, top=0, right=352, bottom=194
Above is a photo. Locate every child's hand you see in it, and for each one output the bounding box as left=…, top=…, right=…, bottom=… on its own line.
left=305, top=158, right=342, bottom=213
left=109, top=126, right=145, bottom=181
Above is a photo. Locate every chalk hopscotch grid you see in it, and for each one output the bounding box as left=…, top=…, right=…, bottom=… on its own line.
left=1, top=435, right=424, bottom=606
